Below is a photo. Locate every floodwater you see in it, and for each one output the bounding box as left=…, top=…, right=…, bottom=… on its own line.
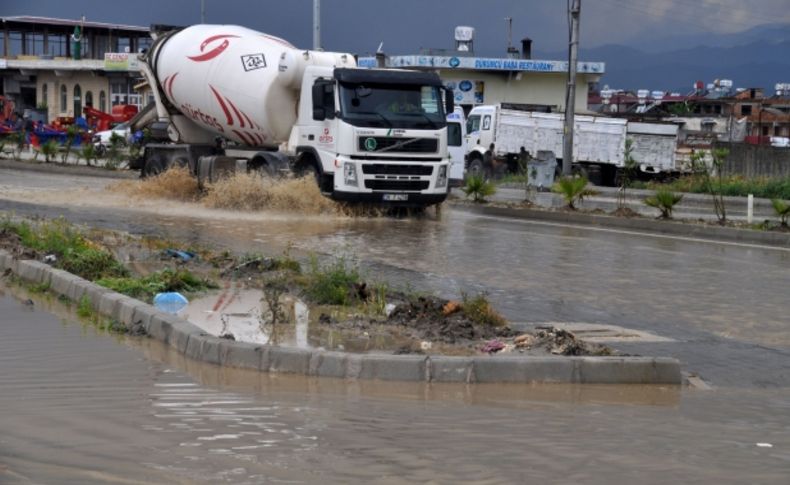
left=2, top=285, right=790, bottom=484
left=2, top=168, right=790, bottom=387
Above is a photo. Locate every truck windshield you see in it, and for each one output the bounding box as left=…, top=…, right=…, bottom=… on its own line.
left=338, top=83, right=446, bottom=130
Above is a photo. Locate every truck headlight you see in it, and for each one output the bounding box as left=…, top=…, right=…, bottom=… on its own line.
left=343, top=162, right=358, bottom=186
left=436, top=165, right=448, bottom=188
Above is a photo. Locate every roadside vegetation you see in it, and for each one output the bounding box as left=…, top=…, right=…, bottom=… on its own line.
left=0, top=218, right=128, bottom=280
left=771, top=199, right=790, bottom=227
left=462, top=174, right=497, bottom=203
left=553, top=175, right=596, bottom=210
left=634, top=174, right=790, bottom=201
left=644, top=189, right=683, bottom=219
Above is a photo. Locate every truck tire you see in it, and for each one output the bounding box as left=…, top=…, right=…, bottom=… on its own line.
left=248, top=157, right=274, bottom=177
left=294, top=154, right=320, bottom=186
left=467, top=157, right=486, bottom=179
left=142, top=155, right=166, bottom=178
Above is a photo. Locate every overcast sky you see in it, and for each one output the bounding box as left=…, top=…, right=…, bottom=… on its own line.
left=2, top=0, right=788, bottom=56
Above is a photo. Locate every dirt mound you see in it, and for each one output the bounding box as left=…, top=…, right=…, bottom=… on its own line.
left=0, top=228, right=37, bottom=259
left=611, top=207, right=641, bottom=218
left=387, top=296, right=515, bottom=344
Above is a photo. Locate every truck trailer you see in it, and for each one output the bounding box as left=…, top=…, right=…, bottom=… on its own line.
left=133, top=24, right=454, bottom=207
left=463, top=104, right=680, bottom=185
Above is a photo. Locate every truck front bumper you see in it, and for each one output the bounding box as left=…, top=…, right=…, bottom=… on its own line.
left=331, top=157, right=450, bottom=206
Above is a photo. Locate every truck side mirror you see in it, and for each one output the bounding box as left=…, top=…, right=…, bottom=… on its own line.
left=312, top=84, right=326, bottom=121
left=444, top=88, right=455, bottom=115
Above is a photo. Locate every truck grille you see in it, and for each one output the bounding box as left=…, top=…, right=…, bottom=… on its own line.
left=364, top=180, right=430, bottom=191
left=358, top=137, right=438, bottom=153
left=362, top=164, right=434, bottom=176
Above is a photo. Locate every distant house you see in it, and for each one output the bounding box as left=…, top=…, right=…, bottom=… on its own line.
left=0, top=16, right=151, bottom=121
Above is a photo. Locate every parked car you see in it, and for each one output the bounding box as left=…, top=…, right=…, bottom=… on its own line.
left=92, top=122, right=131, bottom=156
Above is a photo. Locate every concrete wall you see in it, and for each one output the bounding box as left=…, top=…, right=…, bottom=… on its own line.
left=441, top=71, right=592, bottom=112
left=37, top=72, right=110, bottom=120
left=716, top=141, right=790, bottom=178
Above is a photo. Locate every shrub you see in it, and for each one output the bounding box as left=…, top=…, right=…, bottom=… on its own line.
left=461, top=292, right=507, bottom=327
left=462, top=175, right=496, bottom=203
left=771, top=199, right=790, bottom=227
left=553, top=175, right=595, bottom=210
left=40, top=140, right=59, bottom=163
left=645, top=189, right=683, bottom=219
left=304, top=256, right=360, bottom=305
left=80, top=143, right=97, bottom=167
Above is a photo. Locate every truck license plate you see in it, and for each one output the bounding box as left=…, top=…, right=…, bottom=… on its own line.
left=383, top=194, right=408, bottom=201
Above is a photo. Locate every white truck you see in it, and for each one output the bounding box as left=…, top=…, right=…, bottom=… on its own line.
left=464, top=104, right=679, bottom=185
left=133, top=24, right=454, bottom=206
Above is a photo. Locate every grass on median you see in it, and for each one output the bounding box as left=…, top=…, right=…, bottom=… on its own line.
left=634, top=175, right=790, bottom=200
left=96, top=268, right=218, bottom=303
left=0, top=218, right=129, bottom=280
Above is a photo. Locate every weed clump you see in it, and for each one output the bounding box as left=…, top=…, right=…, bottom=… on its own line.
left=303, top=256, right=361, bottom=306
left=77, top=295, right=93, bottom=318
left=461, top=292, right=507, bottom=327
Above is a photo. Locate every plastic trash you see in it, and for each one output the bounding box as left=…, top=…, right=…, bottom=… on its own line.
left=43, top=254, right=57, bottom=264
left=153, top=292, right=189, bottom=314
left=163, top=249, right=196, bottom=262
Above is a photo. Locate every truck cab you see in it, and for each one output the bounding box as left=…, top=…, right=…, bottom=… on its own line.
left=291, top=67, right=454, bottom=206
left=446, top=107, right=466, bottom=187
left=464, top=105, right=496, bottom=178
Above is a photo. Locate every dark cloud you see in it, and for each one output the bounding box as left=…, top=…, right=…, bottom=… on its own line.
left=1, top=0, right=787, bottom=57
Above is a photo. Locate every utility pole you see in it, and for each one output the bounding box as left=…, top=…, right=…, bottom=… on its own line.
left=313, top=0, right=321, bottom=50
left=562, top=0, right=581, bottom=176
left=201, top=0, right=205, bottom=23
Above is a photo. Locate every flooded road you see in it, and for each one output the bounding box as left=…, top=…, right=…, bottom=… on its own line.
left=2, top=286, right=789, bottom=484
left=2, top=166, right=790, bottom=387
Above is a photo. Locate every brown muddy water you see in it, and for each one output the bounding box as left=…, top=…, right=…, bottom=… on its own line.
left=2, top=284, right=790, bottom=484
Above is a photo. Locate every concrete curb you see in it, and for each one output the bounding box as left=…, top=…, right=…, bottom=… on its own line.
left=452, top=203, right=790, bottom=248
left=0, top=250, right=682, bottom=385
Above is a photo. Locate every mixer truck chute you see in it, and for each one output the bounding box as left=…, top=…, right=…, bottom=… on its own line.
left=135, top=24, right=453, bottom=207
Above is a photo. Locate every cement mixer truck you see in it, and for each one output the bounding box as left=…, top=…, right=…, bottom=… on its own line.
left=133, top=24, right=454, bottom=207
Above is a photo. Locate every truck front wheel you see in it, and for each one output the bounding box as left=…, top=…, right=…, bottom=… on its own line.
left=467, top=156, right=486, bottom=179
left=294, top=154, right=320, bottom=186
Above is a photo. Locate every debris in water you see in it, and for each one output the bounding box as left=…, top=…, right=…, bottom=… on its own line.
left=442, top=300, right=461, bottom=316
left=163, top=248, right=196, bottom=263
left=514, top=334, right=534, bottom=348
left=153, top=292, right=189, bottom=314
left=481, top=340, right=506, bottom=354
left=756, top=443, right=773, bottom=448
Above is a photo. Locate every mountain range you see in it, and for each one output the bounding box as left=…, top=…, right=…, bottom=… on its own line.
left=535, top=23, right=790, bottom=93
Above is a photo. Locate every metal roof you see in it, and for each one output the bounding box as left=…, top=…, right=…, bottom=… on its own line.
left=0, top=16, right=148, bottom=32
